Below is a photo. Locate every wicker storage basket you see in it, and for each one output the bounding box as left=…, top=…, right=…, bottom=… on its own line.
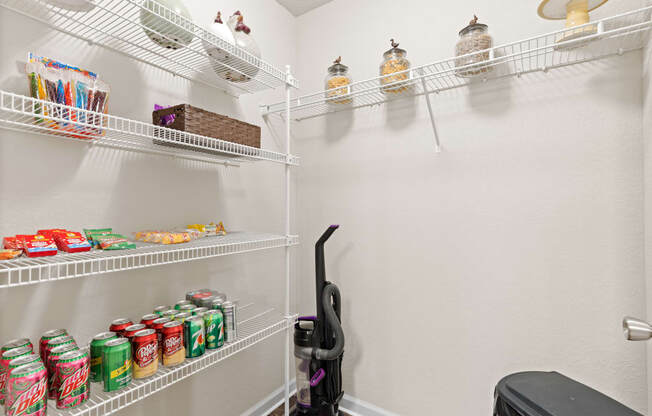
left=152, top=104, right=261, bottom=153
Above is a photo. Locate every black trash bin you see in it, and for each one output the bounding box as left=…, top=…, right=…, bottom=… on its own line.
left=494, top=371, right=642, bottom=416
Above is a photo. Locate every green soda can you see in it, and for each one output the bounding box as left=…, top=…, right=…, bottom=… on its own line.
left=183, top=316, right=205, bottom=358
left=211, top=299, right=224, bottom=313
left=192, top=307, right=208, bottom=316
left=174, top=300, right=191, bottom=310
left=203, top=309, right=224, bottom=349
left=102, top=338, right=132, bottom=392
left=174, top=312, right=191, bottom=323
left=179, top=304, right=196, bottom=315
left=162, top=309, right=177, bottom=319
left=90, top=332, right=117, bottom=383
left=153, top=306, right=169, bottom=316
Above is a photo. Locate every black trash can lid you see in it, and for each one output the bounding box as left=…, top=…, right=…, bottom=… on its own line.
left=494, top=372, right=642, bottom=416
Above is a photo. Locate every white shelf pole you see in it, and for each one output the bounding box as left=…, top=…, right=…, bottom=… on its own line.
left=284, top=65, right=292, bottom=416
left=420, top=76, right=442, bottom=152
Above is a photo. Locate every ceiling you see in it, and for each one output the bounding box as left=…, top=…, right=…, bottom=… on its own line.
left=276, top=0, right=335, bottom=16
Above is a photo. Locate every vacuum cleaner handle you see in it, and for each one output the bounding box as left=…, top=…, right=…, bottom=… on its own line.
left=313, top=283, right=345, bottom=361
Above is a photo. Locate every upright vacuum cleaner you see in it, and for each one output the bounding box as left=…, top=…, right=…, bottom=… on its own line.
left=293, top=225, right=345, bottom=416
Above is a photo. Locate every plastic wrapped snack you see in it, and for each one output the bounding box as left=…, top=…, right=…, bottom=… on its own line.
left=0, top=249, right=22, bottom=260
left=134, top=230, right=199, bottom=245
left=96, top=234, right=136, bottom=250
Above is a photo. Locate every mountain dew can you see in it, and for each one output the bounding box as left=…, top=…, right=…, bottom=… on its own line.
left=90, top=332, right=117, bottom=382
left=203, top=309, right=224, bottom=349
left=183, top=316, right=205, bottom=358
left=55, top=350, right=90, bottom=409
left=5, top=362, right=47, bottom=416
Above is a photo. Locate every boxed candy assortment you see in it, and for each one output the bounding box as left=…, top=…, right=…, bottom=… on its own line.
left=25, top=53, right=111, bottom=139
left=38, top=229, right=92, bottom=253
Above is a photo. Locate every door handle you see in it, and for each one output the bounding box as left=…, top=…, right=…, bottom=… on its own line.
left=623, top=316, right=652, bottom=341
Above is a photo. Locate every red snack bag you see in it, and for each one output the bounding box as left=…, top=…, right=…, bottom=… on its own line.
left=3, top=237, right=22, bottom=250
left=19, top=234, right=58, bottom=258
left=52, top=231, right=92, bottom=253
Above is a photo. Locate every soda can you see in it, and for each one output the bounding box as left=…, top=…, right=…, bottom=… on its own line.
left=211, top=299, right=224, bottom=313
left=102, top=338, right=132, bottom=392
left=2, top=353, right=40, bottom=407
left=185, top=289, right=205, bottom=302
left=43, top=335, right=76, bottom=367
left=39, top=329, right=66, bottom=360
left=47, top=343, right=78, bottom=399
left=222, top=301, right=238, bottom=342
left=174, top=300, right=191, bottom=310
left=151, top=317, right=171, bottom=361
left=55, top=350, right=90, bottom=409
left=2, top=339, right=33, bottom=355
left=178, top=304, right=196, bottom=315
left=141, top=314, right=159, bottom=328
left=5, top=362, right=47, bottom=416
left=123, top=324, right=146, bottom=341
left=197, top=296, right=216, bottom=308
left=174, top=312, right=191, bottom=323
left=162, top=309, right=178, bottom=319
left=183, top=315, right=205, bottom=358
left=203, top=309, right=224, bottom=349
left=161, top=321, right=185, bottom=366
left=109, top=318, right=133, bottom=337
left=1, top=346, right=34, bottom=405
left=192, top=307, right=209, bottom=316
left=132, top=329, right=158, bottom=379
left=90, top=332, right=117, bottom=383
left=153, top=306, right=169, bottom=316
left=190, top=289, right=220, bottom=306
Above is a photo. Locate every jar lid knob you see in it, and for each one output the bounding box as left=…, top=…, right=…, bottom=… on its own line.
left=214, top=11, right=222, bottom=24
left=334, top=56, right=342, bottom=64
left=470, top=15, right=479, bottom=26
left=390, top=38, right=399, bottom=48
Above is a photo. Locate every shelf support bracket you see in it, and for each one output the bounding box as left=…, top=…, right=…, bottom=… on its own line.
left=421, top=78, right=442, bottom=152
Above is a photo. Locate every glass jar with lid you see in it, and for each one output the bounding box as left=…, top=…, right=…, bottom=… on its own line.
left=379, top=39, right=411, bottom=94
left=325, top=56, right=352, bottom=105
left=455, top=15, right=493, bottom=77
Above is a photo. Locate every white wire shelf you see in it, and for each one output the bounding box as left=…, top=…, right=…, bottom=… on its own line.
left=0, top=90, right=299, bottom=166
left=262, top=6, right=652, bottom=121
left=48, top=303, right=296, bottom=416
left=0, top=232, right=299, bottom=289
left=0, top=0, right=296, bottom=95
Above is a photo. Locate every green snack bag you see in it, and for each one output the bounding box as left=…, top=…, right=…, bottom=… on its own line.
left=96, top=234, right=136, bottom=250
left=84, top=228, right=112, bottom=248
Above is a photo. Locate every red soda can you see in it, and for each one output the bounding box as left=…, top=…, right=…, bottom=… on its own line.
left=151, top=317, right=171, bottom=361
left=55, top=350, right=90, bottom=409
left=39, top=329, right=66, bottom=361
left=47, top=343, right=78, bottom=399
left=161, top=321, right=185, bottom=367
left=109, top=318, right=133, bottom=337
left=5, top=362, right=47, bottom=416
left=0, top=347, right=33, bottom=406
left=123, top=324, right=146, bottom=341
left=1, top=339, right=33, bottom=355
left=141, top=314, right=159, bottom=328
left=43, top=335, right=76, bottom=367
left=132, top=329, right=158, bottom=379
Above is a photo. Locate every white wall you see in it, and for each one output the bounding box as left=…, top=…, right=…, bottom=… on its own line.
left=643, top=2, right=652, bottom=411
left=294, top=0, right=648, bottom=415
left=0, top=1, right=297, bottom=415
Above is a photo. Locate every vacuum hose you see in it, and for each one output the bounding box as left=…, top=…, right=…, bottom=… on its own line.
left=313, top=283, right=345, bottom=361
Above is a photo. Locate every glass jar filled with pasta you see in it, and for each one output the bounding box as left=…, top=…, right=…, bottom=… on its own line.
left=325, top=56, right=352, bottom=105
left=379, top=39, right=411, bottom=94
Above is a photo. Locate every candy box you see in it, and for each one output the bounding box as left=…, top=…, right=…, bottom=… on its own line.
left=52, top=231, right=91, bottom=253
left=37, top=229, right=67, bottom=239
left=3, top=237, right=21, bottom=250
left=18, top=235, right=57, bottom=258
